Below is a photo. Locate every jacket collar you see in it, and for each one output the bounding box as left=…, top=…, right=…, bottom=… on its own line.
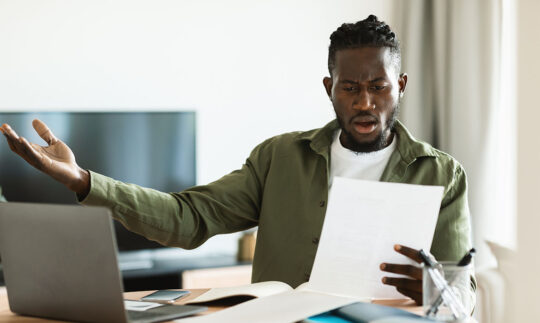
left=392, top=120, right=438, bottom=163
left=296, top=119, right=339, bottom=159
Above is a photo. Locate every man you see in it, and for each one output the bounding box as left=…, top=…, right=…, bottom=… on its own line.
left=0, top=15, right=473, bottom=306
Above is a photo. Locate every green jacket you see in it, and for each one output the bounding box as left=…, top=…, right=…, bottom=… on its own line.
left=82, top=119, right=472, bottom=288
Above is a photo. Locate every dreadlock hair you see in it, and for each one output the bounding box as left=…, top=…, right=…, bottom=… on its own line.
left=328, top=15, right=401, bottom=76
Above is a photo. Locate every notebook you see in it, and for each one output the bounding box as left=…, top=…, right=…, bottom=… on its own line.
left=0, top=202, right=206, bottom=323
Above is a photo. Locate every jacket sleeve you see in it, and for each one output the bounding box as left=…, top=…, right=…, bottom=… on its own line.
left=430, top=164, right=476, bottom=313
left=430, top=165, right=472, bottom=261
left=81, top=141, right=270, bottom=249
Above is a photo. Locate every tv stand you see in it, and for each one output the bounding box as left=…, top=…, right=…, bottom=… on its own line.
left=118, top=249, right=252, bottom=291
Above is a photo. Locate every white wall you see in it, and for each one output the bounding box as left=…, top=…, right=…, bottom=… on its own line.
left=0, top=0, right=393, bottom=255
left=513, top=0, right=540, bottom=320
left=0, top=0, right=394, bottom=184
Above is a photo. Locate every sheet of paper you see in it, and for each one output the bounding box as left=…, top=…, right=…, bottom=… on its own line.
left=124, top=300, right=164, bottom=311
left=176, top=290, right=358, bottom=323
left=308, top=177, right=444, bottom=299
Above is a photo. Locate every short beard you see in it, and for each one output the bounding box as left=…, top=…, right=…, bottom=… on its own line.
left=336, top=104, right=399, bottom=153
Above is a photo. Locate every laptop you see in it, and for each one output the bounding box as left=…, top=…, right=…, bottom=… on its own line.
left=0, top=202, right=207, bottom=322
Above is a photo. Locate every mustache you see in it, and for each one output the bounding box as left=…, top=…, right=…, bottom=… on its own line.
left=350, top=111, right=380, bottom=123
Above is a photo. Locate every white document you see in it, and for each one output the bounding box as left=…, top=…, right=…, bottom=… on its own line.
left=308, top=177, right=444, bottom=299
left=176, top=290, right=357, bottom=323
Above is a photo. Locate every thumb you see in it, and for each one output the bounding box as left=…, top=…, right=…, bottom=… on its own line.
left=32, top=119, right=58, bottom=145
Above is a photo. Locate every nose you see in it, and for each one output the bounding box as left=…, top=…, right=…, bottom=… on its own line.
left=353, top=89, right=374, bottom=110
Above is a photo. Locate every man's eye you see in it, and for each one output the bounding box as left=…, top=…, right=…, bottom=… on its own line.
left=371, top=86, right=386, bottom=91
left=343, top=87, right=357, bottom=92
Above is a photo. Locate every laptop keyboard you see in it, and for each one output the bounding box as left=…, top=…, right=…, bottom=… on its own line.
left=125, top=304, right=207, bottom=323
left=127, top=309, right=167, bottom=321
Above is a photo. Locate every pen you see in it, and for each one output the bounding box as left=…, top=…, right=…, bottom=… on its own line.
left=419, top=249, right=468, bottom=320
left=457, top=248, right=476, bottom=266
left=426, top=248, right=476, bottom=316
left=418, top=249, right=437, bottom=267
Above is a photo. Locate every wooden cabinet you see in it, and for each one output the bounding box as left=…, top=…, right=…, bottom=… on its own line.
left=182, top=265, right=252, bottom=289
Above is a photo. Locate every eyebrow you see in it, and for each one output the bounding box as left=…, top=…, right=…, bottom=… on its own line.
left=368, top=77, right=388, bottom=83
left=339, top=77, right=388, bottom=84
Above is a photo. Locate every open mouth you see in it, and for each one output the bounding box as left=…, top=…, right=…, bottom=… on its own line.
left=352, top=120, right=378, bottom=134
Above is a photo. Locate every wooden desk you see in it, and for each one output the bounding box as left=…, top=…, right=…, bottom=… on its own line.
left=0, top=286, right=424, bottom=322
left=0, top=288, right=218, bottom=322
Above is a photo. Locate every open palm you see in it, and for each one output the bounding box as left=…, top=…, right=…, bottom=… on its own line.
left=1, top=119, right=89, bottom=194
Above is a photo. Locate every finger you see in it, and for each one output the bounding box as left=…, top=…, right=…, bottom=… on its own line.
left=1, top=123, right=20, bottom=141
left=380, top=263, right=422, bottom=280
left=19, top=137, right=48, bottom=168
left=14, top=137, right=40, bottom=167
left=0, top=124, right=44, bottom=167
left=32, top=119, right=58, bottom=145
left=394, top=244, right=423, bottom=263
left=2, top=124, right=24, bottom=154
left=4, top=133, right=19, bottom=153
left=382, top=277, right=422, bottom=293
left=396, top=287, right=423, bottom=305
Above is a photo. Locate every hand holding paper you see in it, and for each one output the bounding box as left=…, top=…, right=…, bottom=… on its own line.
left=380, top=244, right=424, bottom=304
left=308, top=177, right=443, bottom=300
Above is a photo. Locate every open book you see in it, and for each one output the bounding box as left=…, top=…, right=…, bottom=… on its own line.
left=181, top=286, right=359, bottom=323
left=181, top=282, right=436, bottom=323
left=185, top=281, right=321, bottom=305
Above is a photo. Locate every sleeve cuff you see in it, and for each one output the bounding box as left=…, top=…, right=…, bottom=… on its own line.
left=78, top=170, right=116, bottom=208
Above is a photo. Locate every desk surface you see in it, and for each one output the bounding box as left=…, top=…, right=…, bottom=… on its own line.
left=0, top=286, right=423, bottom=322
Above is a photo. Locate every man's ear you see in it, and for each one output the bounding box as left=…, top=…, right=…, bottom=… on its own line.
left=398, top=73, right=408, bottom=95
left=323, top=77, right=333, bottom=99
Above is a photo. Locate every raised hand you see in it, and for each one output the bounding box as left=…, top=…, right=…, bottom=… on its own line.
left=380, top=244, right=424, bottom=305
left=0, top=119, right=90, bottom=195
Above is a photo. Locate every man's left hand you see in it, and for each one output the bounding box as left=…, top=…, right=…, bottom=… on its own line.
left=380, top=244, right=423, bottom=305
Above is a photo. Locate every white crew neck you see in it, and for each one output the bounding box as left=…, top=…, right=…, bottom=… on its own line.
left=329, top=130, right=397, bottom=187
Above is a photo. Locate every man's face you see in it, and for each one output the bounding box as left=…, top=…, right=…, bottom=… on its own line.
left=323, top=47, right=407, bottom=152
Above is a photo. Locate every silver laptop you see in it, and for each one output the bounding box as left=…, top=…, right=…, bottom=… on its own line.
left=0, top=202, right=206, bottom=323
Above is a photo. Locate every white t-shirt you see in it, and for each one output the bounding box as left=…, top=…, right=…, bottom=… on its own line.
left=329, top=130, right=397, bottom=188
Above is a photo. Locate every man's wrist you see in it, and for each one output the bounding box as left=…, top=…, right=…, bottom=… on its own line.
left=69, top=167, right=91, bottom=198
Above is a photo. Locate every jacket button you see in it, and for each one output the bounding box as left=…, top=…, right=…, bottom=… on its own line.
left=319, top=200, right=326, bottom=207
left=312, top=237, right=319, bottom=244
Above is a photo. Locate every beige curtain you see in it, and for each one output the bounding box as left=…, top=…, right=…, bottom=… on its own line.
left=393, top=0, right=516, bottom=268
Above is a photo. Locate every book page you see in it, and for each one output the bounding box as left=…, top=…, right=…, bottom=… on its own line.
left=185, top=281, right=293, bottom=304
left=308, top=177, right=443, bottom=299
left=177, top=290, right=357, bottom=323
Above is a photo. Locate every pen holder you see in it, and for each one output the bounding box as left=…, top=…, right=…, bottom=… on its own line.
left=422, top=262, right=473, bottom=322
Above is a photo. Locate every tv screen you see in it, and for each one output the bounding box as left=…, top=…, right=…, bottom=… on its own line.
left=0, top=112, right=196, bottom=251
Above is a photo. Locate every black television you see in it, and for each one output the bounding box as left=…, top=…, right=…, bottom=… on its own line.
left=0, top=112, right=196, bottom=251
